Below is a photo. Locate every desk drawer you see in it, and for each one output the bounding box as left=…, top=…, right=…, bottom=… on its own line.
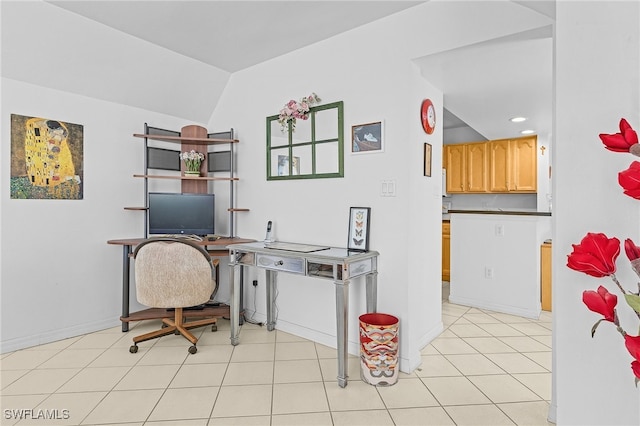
left=256, top=253, right=305, bottom=274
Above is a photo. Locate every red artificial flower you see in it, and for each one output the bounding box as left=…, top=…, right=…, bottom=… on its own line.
left=567, top=232, right=620, bottom=277
left=599, top=118, right=639, bottom=153
left=632, top=360, right=640, bottom=380
left=624, top=334, right=640, bottom=360
left=618, top=161, right=640, bottom=200
left=624, top=238, right=640, bottom=261
left=582, top=286, right=618, bottom=322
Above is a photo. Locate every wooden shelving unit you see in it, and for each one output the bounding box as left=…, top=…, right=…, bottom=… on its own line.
left=132, top=174, right=239, bottom=181
left=133, top=133, right=239, bottom=144
left=127, top=123, right=248, bottom=237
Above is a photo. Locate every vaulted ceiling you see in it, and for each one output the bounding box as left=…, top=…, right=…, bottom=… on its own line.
left=2, top=1, right=554, bottom=140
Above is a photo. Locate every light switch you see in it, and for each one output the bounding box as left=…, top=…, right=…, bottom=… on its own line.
left=387, top=180, right=396, bottom=196
left=380, top=179, right=397, bottom=197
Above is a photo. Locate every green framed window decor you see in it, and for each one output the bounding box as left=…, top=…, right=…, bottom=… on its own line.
left=266, top=101, right=344, bottom=180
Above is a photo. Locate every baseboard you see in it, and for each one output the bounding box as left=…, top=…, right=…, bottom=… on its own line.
left=1, top=318, right=121, bottom=354
left=448, top=295, right=541, bottom=319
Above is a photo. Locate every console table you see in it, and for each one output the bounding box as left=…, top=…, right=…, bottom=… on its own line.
left=107, top=237, right=254, bottom=332
left=227, top=241, right=379, bottom=388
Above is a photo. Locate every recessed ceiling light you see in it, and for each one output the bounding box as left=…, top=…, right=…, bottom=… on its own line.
left=510, top=117, right=527, bottom=123
left=521, top=129, right=535, bottom=135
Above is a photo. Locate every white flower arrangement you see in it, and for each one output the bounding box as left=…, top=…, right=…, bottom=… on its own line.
left=278, top=92, right=321, bottom=132
left=179, top=150, right=205, bottom=172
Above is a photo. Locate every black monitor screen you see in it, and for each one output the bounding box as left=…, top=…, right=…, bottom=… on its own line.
left=148, top=192, right=215, bottom=236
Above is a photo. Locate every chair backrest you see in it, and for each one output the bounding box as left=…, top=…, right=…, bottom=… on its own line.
left=133, top=237, right=216, bottom=308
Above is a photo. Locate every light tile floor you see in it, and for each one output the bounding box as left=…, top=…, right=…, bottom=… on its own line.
left=1, top=292, right=553, bottom=425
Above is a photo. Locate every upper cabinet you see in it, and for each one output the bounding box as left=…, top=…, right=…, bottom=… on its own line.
left=444, top=144, right=465, bottom=193
left=444, top=142, right=488, bottom=193
left=444, top=135, right=537, bottom=194
left=489, top=136, right=537, bottom=192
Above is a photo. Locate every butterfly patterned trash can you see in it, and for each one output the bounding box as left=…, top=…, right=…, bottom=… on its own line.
left=359, top=313, right=399, bottom=386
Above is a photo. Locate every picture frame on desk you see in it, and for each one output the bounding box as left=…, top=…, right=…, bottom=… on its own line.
left=348, top=207, right=371, bottom=251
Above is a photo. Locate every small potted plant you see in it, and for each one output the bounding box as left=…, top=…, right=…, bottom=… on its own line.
left=179, top=150, right=205, bottom=176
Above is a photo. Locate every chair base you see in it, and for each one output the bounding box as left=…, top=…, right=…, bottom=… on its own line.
left=130, top=307, right=217, bottom=354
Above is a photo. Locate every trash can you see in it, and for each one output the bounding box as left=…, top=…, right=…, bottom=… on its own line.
left=359, top=313, right=399, bottom=386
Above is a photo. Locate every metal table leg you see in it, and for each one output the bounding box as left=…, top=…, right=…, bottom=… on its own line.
left=366, top=271, right=378, bottom=313
left=121, top=244, right=132, bottom=332
left=335, top=279, right=350, bottom=388
left=266, top=270, right=277, bottom=331
left=229, top=261, right=240, bottom=346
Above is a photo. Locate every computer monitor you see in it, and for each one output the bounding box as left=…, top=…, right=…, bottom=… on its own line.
left=148, top=192, right=215, bottom=236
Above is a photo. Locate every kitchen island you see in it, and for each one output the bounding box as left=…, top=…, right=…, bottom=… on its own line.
left=448, top=211, right=551, bottom=318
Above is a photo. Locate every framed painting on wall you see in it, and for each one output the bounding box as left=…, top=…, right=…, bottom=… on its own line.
left=10, top=114, right=83, bottom=199
left=424, top=143, right=432, bottom=177
left=351, top=121, right=383, bottom=154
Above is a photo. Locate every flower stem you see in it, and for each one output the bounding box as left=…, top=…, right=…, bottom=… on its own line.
left=611, top=274, right=640, bottom=321
left=610, top=274, right=628, bottom=295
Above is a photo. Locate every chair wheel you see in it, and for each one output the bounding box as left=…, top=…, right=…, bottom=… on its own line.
left=129, top=345, right=138, bottom=353
left=211, top=325, right=217, bottom=332
left=188, top=345, right=197, bottom=354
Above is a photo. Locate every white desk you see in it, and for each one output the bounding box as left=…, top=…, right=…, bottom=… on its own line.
left=227, top=242, right=379, bottom=387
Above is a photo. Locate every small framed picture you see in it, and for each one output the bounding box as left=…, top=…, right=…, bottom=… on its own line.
left=423, top=143, right=432, bottom=177
left=348, top=207, right=371, bottom=251
left=351, top=121, right=383, bottom=154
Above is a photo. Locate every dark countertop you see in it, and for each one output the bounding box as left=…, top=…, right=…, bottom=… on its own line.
left=446, top=209, right=552, bottom=217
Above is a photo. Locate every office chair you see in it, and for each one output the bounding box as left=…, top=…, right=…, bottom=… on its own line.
left=129, top=237, right=218, bottom=354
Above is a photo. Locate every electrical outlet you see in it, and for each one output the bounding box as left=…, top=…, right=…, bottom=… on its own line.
left=495, top=224, right=504, bottom=237
left=252, top=280, right=258, bottom=287
left=485, top=267, right=494, bottom=279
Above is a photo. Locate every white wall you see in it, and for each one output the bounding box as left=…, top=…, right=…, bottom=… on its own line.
left=449, top=213, right=550, bottom=318
left=0, top=0, right=558, bottom=373
left=207, top=10, right=447, bottom=371
left=6, top=3, right=638, bottom=423
left=554, top=2, right=640, bottom=425
left=0, top=78, right=202, bottom=351
left=205, top=0, right=553, bottom=374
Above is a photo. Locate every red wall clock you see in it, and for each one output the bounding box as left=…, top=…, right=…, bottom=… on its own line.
left=421, top=99, right=435, bottom=134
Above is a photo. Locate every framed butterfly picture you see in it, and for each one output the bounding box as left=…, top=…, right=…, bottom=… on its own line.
left=347, top=207, right=371, bottom=251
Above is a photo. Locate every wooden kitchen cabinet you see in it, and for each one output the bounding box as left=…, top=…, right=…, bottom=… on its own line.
left=541, top=241, right=552, bottom=311
left=489, top=136, right=537, bottom=193
left=466, top=142, right=488, bottom=192
left=442, top=221, right=450, bottom=281
left=444, top=144, right=465, bottom=193
left=445, top=135, right=536, bottom=194
left=444, top=142, right=488, bottom=193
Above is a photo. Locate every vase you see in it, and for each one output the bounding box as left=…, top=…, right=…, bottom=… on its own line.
left=184, top=170, right=200, bottom=176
